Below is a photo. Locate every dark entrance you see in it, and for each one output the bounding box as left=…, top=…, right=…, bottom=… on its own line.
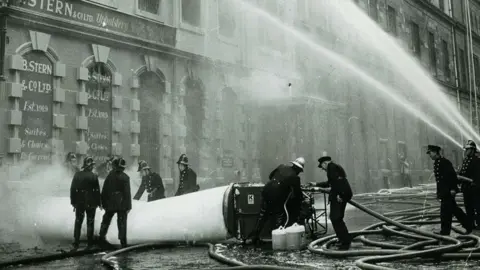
left=138, top=71, right=165, bottom=173
left=183, top=76, right=204, bottom=172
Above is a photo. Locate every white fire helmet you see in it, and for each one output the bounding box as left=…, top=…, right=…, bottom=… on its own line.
left=291, top=157, right=305, bottom=170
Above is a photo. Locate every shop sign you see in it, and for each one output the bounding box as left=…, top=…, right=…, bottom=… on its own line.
left=19, top=51, right=54, bottom=163
left=15, top=0, right=176, bottom=47
left=85, top=64, right=112, bottom=163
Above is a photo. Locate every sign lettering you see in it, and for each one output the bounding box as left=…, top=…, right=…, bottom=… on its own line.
left=85, top=63, right=112, bottom=162
left=15, top=0, right=176, bottom=47
left=19, top=51, right=53, bottom=163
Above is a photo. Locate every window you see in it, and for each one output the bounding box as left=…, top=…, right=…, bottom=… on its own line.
left=428, top=32, right=437, bottom=75
left=474, top=55, right=480, bottom=87
left=138, top=0, right=160, bottom=15
left=258, top=0, right=285, bottom=51
left=459, top=48, right=467, bottom=88
left=369, top=0, right=378, bottom=21
left=182, top=0, right=201, bottom=27
left=386, top=6, right=397, bottom=36
left=442, top=40, right=450, bottom=77
left=218, top=0, right=236, bottom=38
left=410, top=21, right=421, bottom=58
left=439, top=0, right=444, bottom=11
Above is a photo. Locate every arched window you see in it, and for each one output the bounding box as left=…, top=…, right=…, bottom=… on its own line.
left=19, top=51, right=54, bottom=163
left=85, top=62, right=113, bottom=163
left=138, top=71, right=164, bottom=173
left=183, top=77, right=205, bottom=171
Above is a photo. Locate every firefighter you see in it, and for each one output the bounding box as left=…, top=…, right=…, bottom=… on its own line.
left=96, top=155, right=115, bottom=179
left=427, top=145, right=471, bottom=235
left=65, top=152, right=79, bottom=176
left=70, top=156, right=101, bottom=249
left=457, top=140, right=480, bottom=229
left=99, top=157, right=132, bottom=248
left=133, top=160, right=166, bottom=202
left=247, top=157, right=305, bottom=244
left=313, top=156, right=353, bottom=250
left=175, top=154, right=199, bottom=196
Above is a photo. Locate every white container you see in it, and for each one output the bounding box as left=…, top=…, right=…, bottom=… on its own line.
left=271, top=226, right=287, bottom=250
left=285, top=223, right=306, bottom=250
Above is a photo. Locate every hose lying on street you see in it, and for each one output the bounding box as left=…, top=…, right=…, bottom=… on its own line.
left=0, top=246, right=107, bottom=269
left=100, top=242, right=298, bottom=270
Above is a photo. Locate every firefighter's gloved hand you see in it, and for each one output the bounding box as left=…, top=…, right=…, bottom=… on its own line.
left=337, top=195, right=343, bottom=203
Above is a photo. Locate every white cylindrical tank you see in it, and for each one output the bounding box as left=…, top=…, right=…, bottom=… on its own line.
left=29, top=185, right=234, bottom=246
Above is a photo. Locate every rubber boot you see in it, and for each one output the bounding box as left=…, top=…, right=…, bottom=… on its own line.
left=73, top=220, right=82, bottom=249
left=86, top=221, right=94, bottom=248
left=98, top=222, right=110, bottom=246
left=120, top=239, right=127, bottom=248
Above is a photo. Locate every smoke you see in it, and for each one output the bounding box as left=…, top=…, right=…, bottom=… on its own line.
left=0, top=160, right=143, bottom=249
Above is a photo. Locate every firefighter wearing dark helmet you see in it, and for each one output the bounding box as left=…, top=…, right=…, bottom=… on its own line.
left=247, top=157, right=305, bottom=244
left=457, top=140, right=480, bottom=229
left=69, top=156, right=101, bottom=249
left=427, top=145, right=471, bottom=235
left=313, top=156, right=353, bottom=250
left=175, top=154, right=199, bottom=196
left=133, top=160, right=165, bottom=202
left=99, top=157, right=132, bottom=248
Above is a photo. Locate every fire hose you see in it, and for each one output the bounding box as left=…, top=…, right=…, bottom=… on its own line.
left=2, top=185, right=479, bottom=269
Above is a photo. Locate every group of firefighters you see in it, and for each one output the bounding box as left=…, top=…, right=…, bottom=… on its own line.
left=66, top=138, right=480, bottom=251
left=67, top=153, right=198, bottom=249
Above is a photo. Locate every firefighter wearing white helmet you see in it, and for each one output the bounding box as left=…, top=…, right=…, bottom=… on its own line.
left=247, top=157, right=305, bottom=245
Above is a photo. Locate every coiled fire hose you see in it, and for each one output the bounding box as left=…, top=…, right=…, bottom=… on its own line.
left=3, top=185, right=480, bottom=269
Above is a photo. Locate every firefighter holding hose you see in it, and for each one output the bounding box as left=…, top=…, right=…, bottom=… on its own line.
left=133, top=160, right=166, bottom=202
left=70, top=156, right=101, bottom=249
left=311, top=156, right=353, bottom=250
left=427, top=145, right=472, bottom=235
left=457, top=140, right=480, bottom=229
left=247, top=157, right=305, bottom=245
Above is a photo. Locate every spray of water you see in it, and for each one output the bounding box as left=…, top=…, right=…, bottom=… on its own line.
left=236, top=0, right=462, bottom=148
left=329, top=1, right=480, bottom=143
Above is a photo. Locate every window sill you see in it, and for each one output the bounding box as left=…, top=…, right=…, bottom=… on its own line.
left=179, top=20, right=204, bottom=35
left=135, top=9, right=164, bottom=23
left=217, top=32, right=237, bottom=46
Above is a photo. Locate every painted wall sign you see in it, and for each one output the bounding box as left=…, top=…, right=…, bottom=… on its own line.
left=19, top=51, right=54, bottom=163
left=16, top=0, right=176, bottom=47
left=222, top=149, right=234, bottom=168
left=85, top=63, right=112, bottom=163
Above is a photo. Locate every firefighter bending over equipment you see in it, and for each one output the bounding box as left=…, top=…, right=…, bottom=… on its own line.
left=70, top=156, right=101, bottom=249
left=427, top=145, right=471, bottom=235
left=99, top=157, right=132, bottom=248
left=133, top=160, right=166, bottom=202
left=247, top=157, right=305, bottom=244
left=175, top=154, right=199, bottom=196
left=310, top=155, right=353, bottom=250
left=457, top=140, right=480, bottom=230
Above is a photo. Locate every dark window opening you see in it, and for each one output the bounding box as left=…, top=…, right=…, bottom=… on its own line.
left=387, top=6, right=397, bottom=36
left=369, top=0, right=378, bottom=21
left=428, top=32, right=437, bottom=75
left=410, top=21, right=421, bottom=58
left=182, top=0, right=201, bottom=27
left=184, top=77, right=205, bottom=171
left=474, top=55, right=480, bottom=87
left=442, top=40, right=450, bottom=77
left=459, top=48, right=467, bottom=88
left=138, top=0, right=160, bottom=15
left=218, top=0, right=236, bottom=38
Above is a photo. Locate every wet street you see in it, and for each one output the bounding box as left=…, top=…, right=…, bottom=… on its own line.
left=4, top=198, right=479, bottom=270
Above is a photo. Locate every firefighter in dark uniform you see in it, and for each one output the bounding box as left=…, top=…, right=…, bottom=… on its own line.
left=70, top=156, right=101, bottom=249
left=312, top=156, right=353, bottom=250
left=175, top=154, right=199, bottom=196
left=99, top=157, right=132, bottom=248
left=427, top=145, right=471, bottom=235
left=133, top=160, right=166, bottom=202
left=247, top=157, right=305, bottom=244
left=65, top=152, right=79, bottom=176
left=457, top=140, right=480, bottom=229
left=96, top=155, right=115, bottom=179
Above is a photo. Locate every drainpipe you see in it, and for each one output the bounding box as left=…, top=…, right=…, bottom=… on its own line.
left=463, top=0, right=474, bottom=128
left=450, top=0, right=463, bottom=145
left=465, top=0, right=478, bottom=131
